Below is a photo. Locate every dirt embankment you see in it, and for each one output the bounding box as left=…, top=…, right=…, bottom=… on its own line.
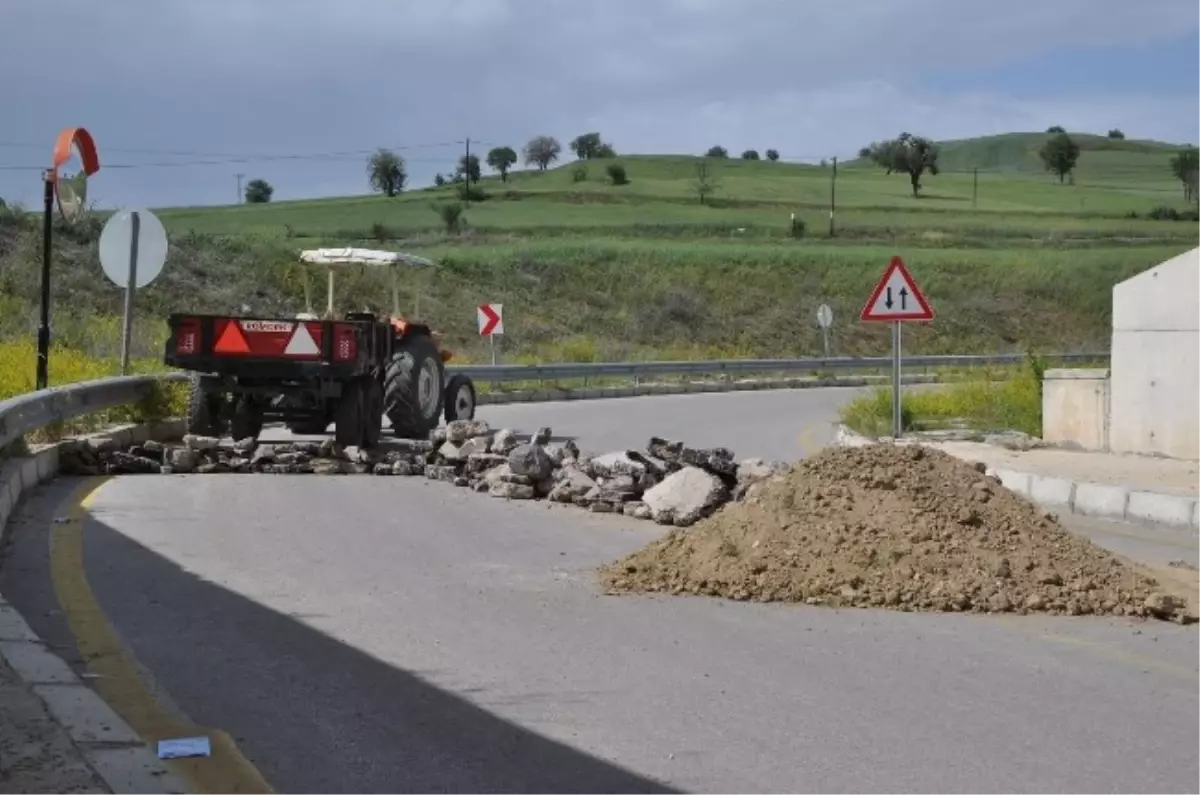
left=602, top=444, right=1196, bottom=624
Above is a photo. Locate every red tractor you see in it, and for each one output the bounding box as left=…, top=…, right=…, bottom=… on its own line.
left=163, top=248, right=476, bottom=448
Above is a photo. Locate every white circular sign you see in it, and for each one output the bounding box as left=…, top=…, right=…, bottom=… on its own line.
left=98, top=209, right=168, bottom=289
left=816, top=303, right=833, bottom=329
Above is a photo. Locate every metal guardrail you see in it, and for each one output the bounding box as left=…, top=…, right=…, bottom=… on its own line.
left=0, top=374, right=187, bottom=451
left=0, top=353, right=1105, bottom=449
left=448, top=352, right=1107, bottom=382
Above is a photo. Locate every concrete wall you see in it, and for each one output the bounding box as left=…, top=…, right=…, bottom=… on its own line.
left=1042, top=368, right=1110, bottom=451
left=1109, top=247, right=1199, bottom=460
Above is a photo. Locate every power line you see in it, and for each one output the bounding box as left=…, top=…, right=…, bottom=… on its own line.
left=0, top=139, right=502, bottom=171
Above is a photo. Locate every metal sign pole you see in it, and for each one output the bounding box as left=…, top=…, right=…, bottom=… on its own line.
left=489, top=333, right=497, bottom=366
left=891, top=320, right=902, bottom=437
left=821, top=325, right=831, bottom=358
left=119, top=212, right=140, bottom=375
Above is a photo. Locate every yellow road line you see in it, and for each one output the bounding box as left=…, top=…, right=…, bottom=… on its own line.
left=50, top=477, right=274, bottom=794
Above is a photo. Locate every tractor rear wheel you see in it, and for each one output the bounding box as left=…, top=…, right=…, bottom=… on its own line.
left=384, top=333, right=445, bottom=439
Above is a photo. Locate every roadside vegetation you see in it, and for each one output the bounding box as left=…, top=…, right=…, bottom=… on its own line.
left=1, top=127, right=1196, bottom=399
left=837, top=354, right=1058, bottom=438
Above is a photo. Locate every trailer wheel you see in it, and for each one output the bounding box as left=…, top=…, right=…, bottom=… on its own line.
left=334, top=378, right=364, bottom=447
left=334, top=377, right=383, bottom=448
left=286, top=418, right=330, bottom=435
left=443, top=374, right=476, bottom=422
left=185, top=373, right=224, bottom=437
left=384, top=334, right=445, bottom=439
left=363, top=377, right=383, bottom=448
left=230, top=398, right=263, bottom=442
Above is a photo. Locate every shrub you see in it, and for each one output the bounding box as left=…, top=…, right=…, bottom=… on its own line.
left=456, top=183, right=489, bottom=202
left=433, top=202, right=465, bottom=233
left=1148, top=205, right=1180, bottom=221
left=606, top=163, right=629, bottom=186
left=572, top=164, right=589, bottom=183
left=790, top=216, right=806, bottom=239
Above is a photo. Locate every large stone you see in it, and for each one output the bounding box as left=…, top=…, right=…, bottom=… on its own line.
left=641, top=466, right=729, bottom=527
left=167, top=447, right=199, bottom=473
left=589, top=451, right=646, bottom=479
left=183, top=434, right=220, bottom=451
left=457, top=437, right=490, bottom=459
left=490, top=481, right=536, bottom=500
left=532, top=426, right=553, bottom=445
left=438, top=441, right=466, bottom=463
left=312, top=458, right=351, bottom=475
left=467, top=452, right=507, bottom=474
left=508, top=443, right=554, bottom=480
left=490, top=428, right=519, bottom=455
left=446, top=419, right=491, bottom=443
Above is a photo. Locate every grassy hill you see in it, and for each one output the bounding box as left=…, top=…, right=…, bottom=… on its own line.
left=847, top=131, right=1192, bottom=175
left=1, top=131, right=1196, bottom=367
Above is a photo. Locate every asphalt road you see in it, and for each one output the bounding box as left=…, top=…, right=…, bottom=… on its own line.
left=4, top=388, right=1199, bottom=794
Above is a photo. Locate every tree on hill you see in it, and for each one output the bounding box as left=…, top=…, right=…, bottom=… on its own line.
left=741, top=149, right=760, bottom=160
left=705, top=146, right=728, bottom=158
left=367, top=148, right=407, bottom=197
left=861, top=133, right=940, bottom=197
left=1038, top=131, right=1081, bottom=183
left=523, top=135, right=562, bottom=170
left=457, top=153, right=481, bottom=184
left=692, top=158, right=720, bottom=205
left=570, top=132, right=616, bottom=160
left=244, top=179, right=273, bottom=204
left=1046, top=125, right=1065, bottom=133
left=1107, top=129, right=1125, bottom=140
left=765, top=149, right=779, bottom=162
left=1170, top=146, right=1199, bottom=202
left=486, top=146, right=518, bottom=181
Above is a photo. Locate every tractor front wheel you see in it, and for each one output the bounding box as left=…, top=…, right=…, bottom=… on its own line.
left=385, top=334, right=445, bottom=439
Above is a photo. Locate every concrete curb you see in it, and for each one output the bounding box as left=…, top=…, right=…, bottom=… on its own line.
left=832, top=424, right=1199, bottom=534
left=477, top=373, right=939, bottom=406
left=0, top=419, right=193, bottom=795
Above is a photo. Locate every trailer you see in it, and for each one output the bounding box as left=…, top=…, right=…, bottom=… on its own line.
left=162, top=247, right=476, bottom=447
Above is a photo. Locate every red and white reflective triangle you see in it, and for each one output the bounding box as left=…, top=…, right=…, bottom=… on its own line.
left=284, top=323, right=320, bottom=356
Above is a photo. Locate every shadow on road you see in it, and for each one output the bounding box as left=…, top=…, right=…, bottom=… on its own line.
left=73, top=508, right=680, bottom=794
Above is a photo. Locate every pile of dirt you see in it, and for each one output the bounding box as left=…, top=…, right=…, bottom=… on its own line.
left=601, top=444, right=1196, bottom=623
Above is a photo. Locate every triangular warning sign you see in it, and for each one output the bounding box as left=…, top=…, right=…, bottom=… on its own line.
left=860, top=256, right=935, bottom=322
left=213, top=320, right=251, bottom=353
left=283, top=323, right=320, bottom=356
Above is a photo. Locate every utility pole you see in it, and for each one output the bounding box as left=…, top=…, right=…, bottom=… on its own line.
left=235, top=173, right=245, bottom=204
left=828, top=156, right=838, bottom=238
left=464, top=137, right=471, bottom=182
left=972, top=167, right=978, bottom=208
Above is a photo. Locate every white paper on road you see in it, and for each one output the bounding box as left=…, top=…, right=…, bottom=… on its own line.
left=157, top=736, right=212, bottom=759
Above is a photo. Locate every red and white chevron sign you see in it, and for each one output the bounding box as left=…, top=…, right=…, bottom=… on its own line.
left=477, top=303, right=503, bottom=336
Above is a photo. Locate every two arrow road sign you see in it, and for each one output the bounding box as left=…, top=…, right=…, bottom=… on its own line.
left=477, top=303, right=504, bottom=336
left=860, top=256, right=934, bottom=322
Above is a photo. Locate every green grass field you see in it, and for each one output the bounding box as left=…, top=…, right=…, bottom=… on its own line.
left=1, top=131, right=1196, bottom=366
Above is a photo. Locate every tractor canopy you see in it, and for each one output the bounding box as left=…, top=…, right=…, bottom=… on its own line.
left=296, top=247, right=435, bottom=320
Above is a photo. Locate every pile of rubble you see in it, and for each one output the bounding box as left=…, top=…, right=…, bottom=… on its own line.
left=58, top=420, right=789, bottom=526
left=601, top=443, right=1197, bottom=624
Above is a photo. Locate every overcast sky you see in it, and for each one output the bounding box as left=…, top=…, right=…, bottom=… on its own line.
left=0, top=0, right=1196, bottom=209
